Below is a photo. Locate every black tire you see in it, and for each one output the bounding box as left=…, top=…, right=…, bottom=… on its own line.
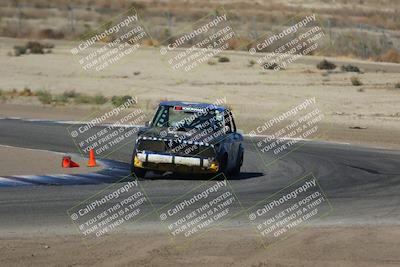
left=232, top=149, right=243, bottom=176
left=130, top=146, right=146, bottom=179
left=131, top=166, right=146, bottom=179
left=217, top=154, right=229, bottom=179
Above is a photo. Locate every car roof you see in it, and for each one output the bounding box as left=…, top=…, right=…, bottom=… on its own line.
left=159, top=101, right=227, bottom=111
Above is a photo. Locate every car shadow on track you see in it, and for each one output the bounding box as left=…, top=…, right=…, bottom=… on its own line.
left=102, top=159, right=264, bottom=182
left=142, top=171, right=264, bottom=181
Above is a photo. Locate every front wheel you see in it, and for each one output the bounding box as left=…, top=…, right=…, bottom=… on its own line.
left=217, top=154, right=229, bottom=178
left=231, top=149, right=243, bottom=176
left=131, top=165, right=146, bottom=180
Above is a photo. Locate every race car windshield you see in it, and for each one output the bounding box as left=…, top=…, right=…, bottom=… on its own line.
left=152, top=105, right=224, bottom=130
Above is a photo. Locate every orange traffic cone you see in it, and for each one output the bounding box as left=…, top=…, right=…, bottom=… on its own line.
left=62, top=156, right=80, bottom=168
left=62, top=156, right=71, bottom=168
left=70, top=160, right=80, bottom=168
left=87, top=149, right=97, bottom=167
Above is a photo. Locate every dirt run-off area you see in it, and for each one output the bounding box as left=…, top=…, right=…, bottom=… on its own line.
left=0, top=145, right=102, bottom=176
left=0, top=37, right=400, bottom=149
left=1, top=226, right=400, bottom=267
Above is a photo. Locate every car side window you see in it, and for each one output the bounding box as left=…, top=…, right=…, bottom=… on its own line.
left=224, top=110, right=234, bottom=134
left=230, top=111, right=237, bottom=132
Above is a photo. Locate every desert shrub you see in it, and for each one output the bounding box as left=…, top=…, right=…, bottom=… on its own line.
left=248, top=59, right=256, bottom=67
left=26, top=41, right=44, bottom=54
left=317, top=59, right=336, bottom=70
left=12, top=41, right=54, bottom=56
left=73, top=93, right=108, bottom=105
left=19, top=87, right=34, bottom=96
left=93, top=94, right=108, bottom=105
left=341, top=64, right=360, bottom=72
left=378, top=48, right=400, bottom=63
left=218, top=56, right=230, bottom=63
left=38, top=29, right=65, bottom=39
left=227, top=38, right=251, bottom=51
left=74, top=94, right=92, bottom=104
left=111, top=95, right=134, bottom=107
left=53, top=94, right=69, bottom=104
left=36, top=90, right=53, bottom=104
left=128, top=2, right=146, bottom=12
left=74, top=94, right=106, bottom=105
left=207, top=60, right=217, bottom=65
left=0, top=91, right=6, bottom=102
left=13, top=45, right=27, bottom=56
left=262, top=62, right=280, bottom=70
left=333, top=31, right=390, bottom=59
left=62, top=90, right=77, bottom=98
left=142, top=39, right=160, bottom=47
left=9, top=89, right=18, bottom=97
left=161, top=28, right=172, bottom=45
left=350, top=76, right=363, bottom=86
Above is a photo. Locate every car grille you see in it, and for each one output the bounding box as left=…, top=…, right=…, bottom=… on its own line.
left=137, top=139, right=165, bottom=152
left=137, top=139, right=215, bottom=158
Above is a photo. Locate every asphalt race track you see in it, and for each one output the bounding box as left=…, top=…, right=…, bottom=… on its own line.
left=1, top=118, right=400, bottom=234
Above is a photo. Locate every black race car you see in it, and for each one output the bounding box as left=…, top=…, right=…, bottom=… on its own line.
left=131, top=101, right=244, bottom=178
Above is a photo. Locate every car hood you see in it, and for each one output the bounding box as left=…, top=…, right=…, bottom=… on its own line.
left=138, top=127, right=224, bottom=145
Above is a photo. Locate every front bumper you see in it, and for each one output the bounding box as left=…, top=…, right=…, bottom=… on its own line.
left=134, top=152, right=219, bottom=173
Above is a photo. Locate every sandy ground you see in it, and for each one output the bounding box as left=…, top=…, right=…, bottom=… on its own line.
left=1, top=37, right=400, bottom=266
left=0, top=145, right=102, bottom=176
left=1, top=37, right=400, bottom=149
left=1, top=226, right=399, bottom=267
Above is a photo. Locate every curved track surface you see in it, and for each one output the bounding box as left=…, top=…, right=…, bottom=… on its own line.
left=0, top=118, right=400, bottom=234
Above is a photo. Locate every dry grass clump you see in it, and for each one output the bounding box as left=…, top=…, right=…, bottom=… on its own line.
left=227, top=38, right=251, bottom=51
left=317, top=59, right=336, bottom=70
left=34, top=90, right=135, bottom=106
left=218, top=56, right=230, bottom=63
left=262, top=62, right=279, bottom=70
left=341, top=64, right=360, bottom=72
left=350, top=76, right=363, bottom=86
left=247, top=59, right=256, bottom=67
left=378, top=49, right=400, bottom=64
left=13, top=41, right=54, bottom=56
left=111, top=95, right=136, bottom=107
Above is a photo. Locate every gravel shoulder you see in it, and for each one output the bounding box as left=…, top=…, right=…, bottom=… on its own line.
left=0, top=145, right=103, bottom=176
